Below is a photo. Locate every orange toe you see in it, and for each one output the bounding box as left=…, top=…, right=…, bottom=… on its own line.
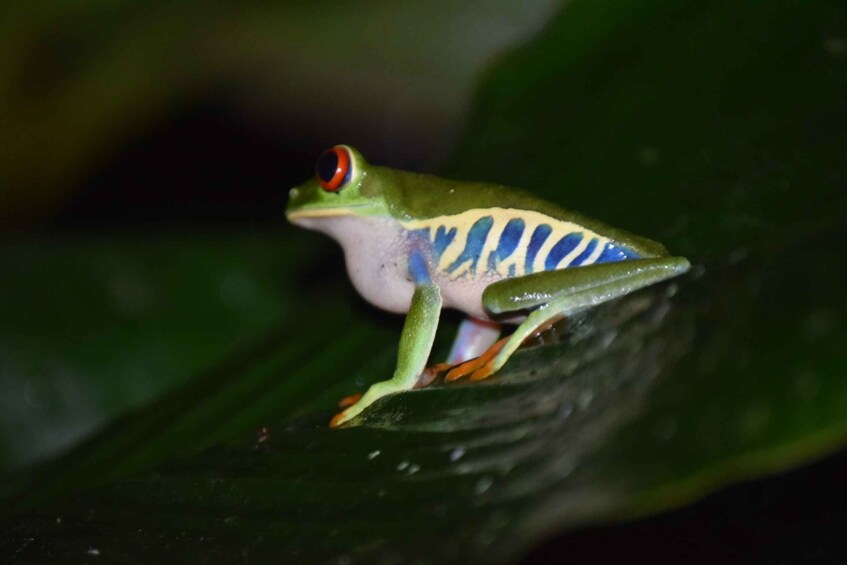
left=329, top=412, right=347, bottom=428
left=445, top=337, right=508, bottom=383
left=469, top=357, right=497, bottom=381
left=417, top=362, right=451, bottom=388
left=445, top=356, right=485, bottom=382
left=338, top=393, right=363, bottom=408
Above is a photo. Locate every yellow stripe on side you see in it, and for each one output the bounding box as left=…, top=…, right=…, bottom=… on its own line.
left=402, top=207, right=612, bottom=280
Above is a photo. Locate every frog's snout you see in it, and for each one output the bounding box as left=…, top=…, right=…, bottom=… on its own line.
left=289, top=188, right=300, bottom=199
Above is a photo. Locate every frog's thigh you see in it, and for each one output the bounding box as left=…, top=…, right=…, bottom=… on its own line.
left=484, top=257, right=690, bottom=371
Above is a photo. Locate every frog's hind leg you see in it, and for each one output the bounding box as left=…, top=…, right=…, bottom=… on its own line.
left=469, top=257, right=690, bottom=381
left=418, top=317, right=501, bottom=387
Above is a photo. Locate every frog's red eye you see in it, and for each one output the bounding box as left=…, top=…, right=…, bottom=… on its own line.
left=315, top=146, right=351, bottom=191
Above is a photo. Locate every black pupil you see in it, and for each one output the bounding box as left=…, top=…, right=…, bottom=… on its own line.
left=316, top=150, right=339, bottom=183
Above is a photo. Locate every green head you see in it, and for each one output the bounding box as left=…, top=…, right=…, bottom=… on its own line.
left=285, top=144, right=545, bottom=225
left=285, top=145, right=390, bottom=222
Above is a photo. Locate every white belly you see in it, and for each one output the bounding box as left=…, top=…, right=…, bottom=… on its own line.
left=292, top=214, right=507, bottom=318
left=434, top=271, right=501, bottom=319
left=292, top=215, right=416, bottom=314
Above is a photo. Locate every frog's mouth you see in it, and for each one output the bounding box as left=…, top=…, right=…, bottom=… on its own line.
left=286, top=184, right=389, bottom=223
left=286, top=207, right=357, bottom=221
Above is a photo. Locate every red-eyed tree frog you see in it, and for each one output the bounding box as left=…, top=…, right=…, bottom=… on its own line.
left=286, top=145, right=690, bottom=427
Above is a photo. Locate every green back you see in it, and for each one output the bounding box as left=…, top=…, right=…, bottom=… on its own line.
left=370, top=166, right=669, bottom=257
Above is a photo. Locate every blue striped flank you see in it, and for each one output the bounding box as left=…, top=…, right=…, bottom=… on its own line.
left=487, top=218, right=525, bottom=272
left=596, top=242, right=641, bottom=264
left=432, top=225, right=457, bottom=262
left=411, top=227, right=430, bottom=244
left=446, top=216, right=494, bottom=275
left=569, top=237, right=599, bottom=266
left=545, top=232, right=583, bottom=270
left=524, top=224, right=552, bottom=274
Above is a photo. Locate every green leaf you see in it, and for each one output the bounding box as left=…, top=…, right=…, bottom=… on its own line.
left=3, top=0, right=847, bottom=562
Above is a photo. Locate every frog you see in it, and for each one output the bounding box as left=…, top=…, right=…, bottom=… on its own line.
left=286, top=145, right=690, bottom=427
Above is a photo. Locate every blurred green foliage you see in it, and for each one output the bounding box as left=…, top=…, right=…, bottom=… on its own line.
left=2, top=0, right=847, bottom=563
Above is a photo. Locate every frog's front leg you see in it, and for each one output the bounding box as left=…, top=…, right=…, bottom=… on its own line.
left=330, top=265, right=442, bottom=428
left=463, top=256, right=691, bottom=381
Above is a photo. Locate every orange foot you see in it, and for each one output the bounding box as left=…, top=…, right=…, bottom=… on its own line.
left=329, top=411, right=347, bottom=429
left=337, top=393, right=363, bottom=408
left=328, top=394, right=364, bottom=428
left=416, top=362, right=452, bottom=388
left=442, top=336, right=509, bottom=383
